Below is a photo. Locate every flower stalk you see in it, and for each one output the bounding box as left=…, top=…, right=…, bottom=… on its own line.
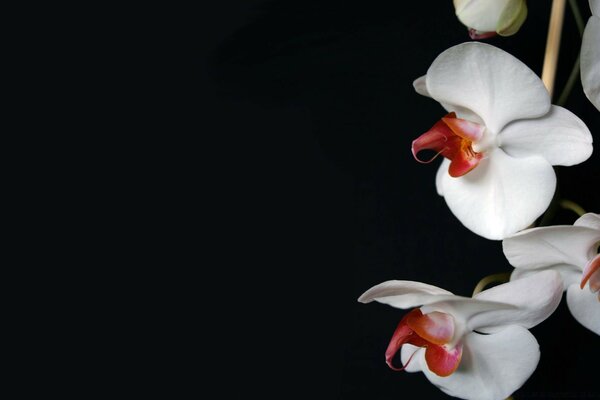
left=472, top=272, right=511, bottom=296
left=559, top=199, right=587, bottom=216
left=568, top=0, right=586, bottom=34
left=542, top=0, right=567, bottom=97
left=557, top=0, right=585, bottom=105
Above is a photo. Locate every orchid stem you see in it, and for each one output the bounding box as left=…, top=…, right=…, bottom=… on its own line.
left=539, top=185, right=561, bottom=227
left=472, top=273, right=511, bottom=296
left=557, top=56, right=580, bottom=106
left=557, top=0, right=585, bottom=105
left=542, top=0, right=567, bottom=98
left=559, top=199, right=586, bottom=216
left=568, top=0, right=585, bottom=35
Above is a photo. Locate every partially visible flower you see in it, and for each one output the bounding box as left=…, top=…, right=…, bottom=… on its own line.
left=453, top=0, right=528, bottom=39
left=582, top=0, right=600, bottom=111
left=359, top=271, right=562, bottom=400
left=503, top=213, right=600, bottom=335
left=412, top=42, right=593, bottom=240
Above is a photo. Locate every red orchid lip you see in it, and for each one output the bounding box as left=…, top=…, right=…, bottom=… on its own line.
left=385, top=309, right=462, bottom=377
left=580, top=253, right=600, bottom=293
left=411, top=112, right=485, bottom=178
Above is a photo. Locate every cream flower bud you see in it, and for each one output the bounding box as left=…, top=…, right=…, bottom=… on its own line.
left=453, top=0, right=528, bottom=39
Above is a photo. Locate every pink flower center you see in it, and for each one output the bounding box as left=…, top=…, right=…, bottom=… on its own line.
left=385, top=308, right=462, bottom=377
left=411, top=112, right=485, bottom=177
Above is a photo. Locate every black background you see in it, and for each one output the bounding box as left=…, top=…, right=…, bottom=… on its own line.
left=200, top=1, right=599, bottom=398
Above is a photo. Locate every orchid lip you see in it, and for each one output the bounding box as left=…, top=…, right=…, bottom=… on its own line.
left=580, top=253, right=600, bottom=293
left=385, top=309, right=462, bottom=377
left=412, top=112, right=485, bottom=177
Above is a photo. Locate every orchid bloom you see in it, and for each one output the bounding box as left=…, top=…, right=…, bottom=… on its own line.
left=412, top=42, right=593, bottom=240
left=503, top=213, right=600, bottom=335
left=453, top=0, right=528, bottom=39
left=359, top=271, right=562, bottom=400
left=582, top=0, right=600, bottom=111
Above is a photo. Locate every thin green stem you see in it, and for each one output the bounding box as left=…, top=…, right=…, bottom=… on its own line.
left=557, top=0, right=584, bottom=105
left=560, top=199, right=586, bottom=216
left=472, top=273, right=511, bottom=296
left=539, top=185, right=561, bottom=227
left=568, top=0, right=585, bottom=36
left=557, top=55, right=580, bottom=106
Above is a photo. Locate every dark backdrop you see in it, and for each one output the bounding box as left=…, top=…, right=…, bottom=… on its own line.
left=200, top=1, right=599, bottom=398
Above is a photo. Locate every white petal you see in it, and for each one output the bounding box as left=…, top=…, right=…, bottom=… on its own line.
left=359, top=280, right=519, bottom=342
left=414, top=75, right=483, bottom=122
left=581, top=16, right=600, bottom=111
left=438, top=149, right=556, bottom=240
left=358, top=281, right=453, bottom=309
left=566, top=284, right=600, bottom=335
left=400, top=344, right=424, bottom=373
left=591, top=0, right=600, bottom=16
left=421, top=326, right=539, bottom=400
left=498, top=106, right=593, bottom=166
left=421, top=299, right=517, bottom=342
left=511, top=265, right=582, bottom=290
left=575, top=213, right=600, bottom=231
left=503, top=225, right=600, bottom=270
left=426, top=43, right=550, bottom=135
left=435, top=158, right=450, bottom=196
left=413, top=75, right=429, bottom=97
left=357, top=281, right=514, bottom=326
left=470, top=270, right=563, bottom=332
left=453, top=0, right=514, bottom=32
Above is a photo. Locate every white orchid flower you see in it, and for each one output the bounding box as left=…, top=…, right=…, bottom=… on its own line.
left=359, top=270, right=563, bottom=400
left=581, top=0, right=600, bottom=111
left=453, top=0, right=528, bottom=39
left=411, top=42, right=593, bottom=240
left=503, top=213, right=600, bottom=335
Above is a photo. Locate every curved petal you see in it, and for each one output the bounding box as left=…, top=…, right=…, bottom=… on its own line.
left=413, top=75, right=429, bottom=97
left=566, top=284, right=600, bottom=335
left=414, top=75, right=483, bottom=123
left=511, top=264, right=582, bottom=290
left=357, top=281, right=515, bottom=327
left=437, top=149, right=556, bottom=240
left=581, top=16, right=600, bottom=111
left=503, top=225, right=600, bottom=270
left=470, top=270, right=563, bottom=332
left=498, top=106, right=593, bottom=166
left=400, top=344, right=424, bottom=373
left=435, top=158, right=451, bottom=196
left=454, top=0, right=515, bottom=32
left=420, top=326, right=540, bottom=400
left=426, top=43, right=550, bottom=134
left=575, top=213, right=600, bottom=231
left=592, top=0, right=600, bottom=16
left=358, top=281, right=453, bottom=308
left=496, top=0, right=527, bottom=36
